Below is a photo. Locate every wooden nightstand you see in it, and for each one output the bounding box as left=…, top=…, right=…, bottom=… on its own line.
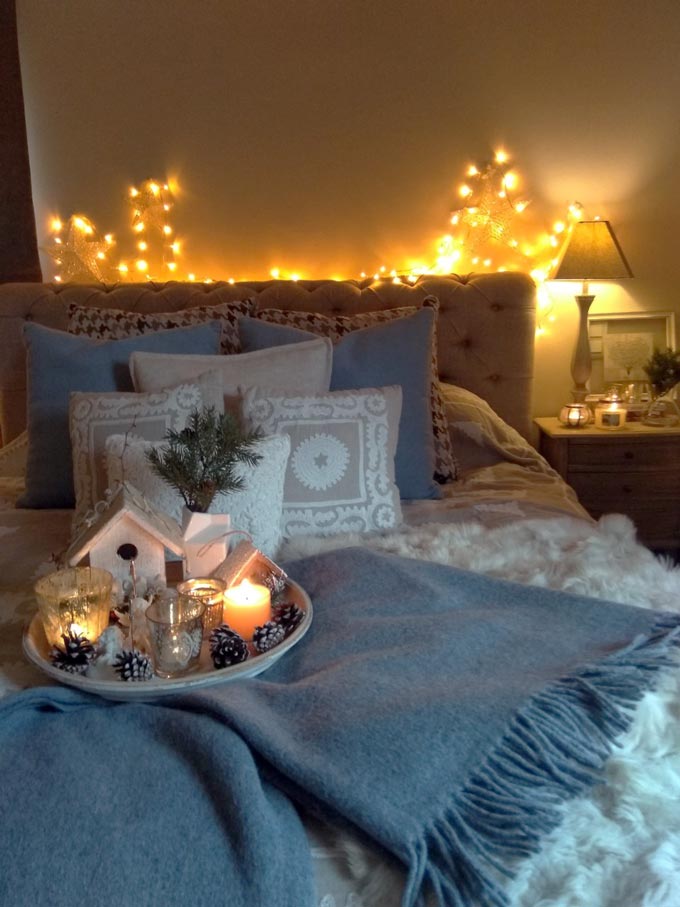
left=535, top=417, right=680, bottom=552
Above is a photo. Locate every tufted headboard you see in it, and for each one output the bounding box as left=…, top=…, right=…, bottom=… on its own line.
left=0, top=273, right=536, bottom=445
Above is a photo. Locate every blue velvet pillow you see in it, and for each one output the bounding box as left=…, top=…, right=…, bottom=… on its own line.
left=239, top=309, right=439, bottom=500
left=19, top=320, right=222, bottom=508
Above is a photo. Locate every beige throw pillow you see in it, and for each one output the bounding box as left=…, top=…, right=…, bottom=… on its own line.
left=130, top=337, right=333, bottom=417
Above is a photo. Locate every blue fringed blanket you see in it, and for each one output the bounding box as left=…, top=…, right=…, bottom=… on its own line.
left=2, top=547, right=680, bottom=907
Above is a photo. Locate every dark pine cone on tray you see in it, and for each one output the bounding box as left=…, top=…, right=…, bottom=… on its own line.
left=210, top=624, right=249, bottom=669
left=50, top=630, right=96, bottom=674
left=113, top=649, right=155, bottom=682
left=272, top=602, right=304, bottom=636
left=252, top=620, right=286, bottom=653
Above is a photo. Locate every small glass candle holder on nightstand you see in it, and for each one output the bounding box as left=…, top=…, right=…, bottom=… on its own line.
left=558, top=402, right=591, bottom=428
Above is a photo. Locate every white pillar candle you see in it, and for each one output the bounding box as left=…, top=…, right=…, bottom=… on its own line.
left=223, top=579, right=271, bottom=640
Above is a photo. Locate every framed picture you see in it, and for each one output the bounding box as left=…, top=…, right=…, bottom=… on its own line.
left=587, top=312, right=676, bottom=393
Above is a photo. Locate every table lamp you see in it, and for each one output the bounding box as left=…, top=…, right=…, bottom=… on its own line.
left=553, top=219, right=633, bottom=403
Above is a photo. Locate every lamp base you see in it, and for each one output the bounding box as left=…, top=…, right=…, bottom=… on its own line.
left=570, top=294, right=595, bottom=403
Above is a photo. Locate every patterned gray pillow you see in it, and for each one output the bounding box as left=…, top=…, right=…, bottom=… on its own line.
left=242, top=385, right=403, bottom=538
left=67, top=298, right=256, bottom=354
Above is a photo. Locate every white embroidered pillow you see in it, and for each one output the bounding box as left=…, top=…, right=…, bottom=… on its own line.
left=69, top=381, right=215, bottom=532
left=241, top=385, right=403, bottom=538
left=105, top=433, right=291, bottom=559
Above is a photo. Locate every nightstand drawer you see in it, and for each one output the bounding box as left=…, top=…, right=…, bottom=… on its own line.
left=568, top=439, right=680, bottom=469
left=569, top=471, right=680, bottom=511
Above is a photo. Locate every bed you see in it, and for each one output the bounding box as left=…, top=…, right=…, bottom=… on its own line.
left=1, top=274, right=680, bottom=907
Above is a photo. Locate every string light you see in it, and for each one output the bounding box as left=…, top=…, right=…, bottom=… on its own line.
left=42, top=154, right=583, bottom=335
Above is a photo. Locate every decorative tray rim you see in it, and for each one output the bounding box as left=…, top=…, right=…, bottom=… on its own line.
left=23, top=579, right=313, bottom=701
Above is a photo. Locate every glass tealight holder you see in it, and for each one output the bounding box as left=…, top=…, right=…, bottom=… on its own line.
left=558, top=402, right=591, bottom=428
left=145, top=589, right=205, bottom=678
left=34, top=566, right=113, bottom=647
left=177, top=577, right=226, bottom=639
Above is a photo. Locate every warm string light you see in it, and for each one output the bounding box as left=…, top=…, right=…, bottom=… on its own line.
left=43, top=154, right=583, bottom=334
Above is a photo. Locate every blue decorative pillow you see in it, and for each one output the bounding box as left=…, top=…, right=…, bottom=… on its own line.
left=19, top=320, right=222, bottom=508
left=239, top=309, right=439, bottom=500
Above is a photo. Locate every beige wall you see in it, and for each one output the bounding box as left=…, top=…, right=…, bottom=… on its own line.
left=16, top=0, right=680, bottom=419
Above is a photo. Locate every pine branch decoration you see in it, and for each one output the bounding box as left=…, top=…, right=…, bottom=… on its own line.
left=146, top=406, right=263, bottom=512
left=643, top=348, right=680, bottom=397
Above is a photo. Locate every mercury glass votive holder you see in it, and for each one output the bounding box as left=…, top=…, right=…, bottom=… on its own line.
left=177, top=577, right=226, bottom=638
left=34, top=566, right=114, bottom=647
left=145, top=590, right=205, bottom=679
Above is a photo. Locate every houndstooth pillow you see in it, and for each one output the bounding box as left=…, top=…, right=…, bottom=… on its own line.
left=253, top=297, right=458, bottom=483
left=67, top=298, right=257, bottom=354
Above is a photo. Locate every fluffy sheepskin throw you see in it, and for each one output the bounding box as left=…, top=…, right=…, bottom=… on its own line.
left=281, top=514, right=680, bottom=907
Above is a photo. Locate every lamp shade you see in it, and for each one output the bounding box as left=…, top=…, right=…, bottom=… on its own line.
left=553, top=220, right=633, bottom=281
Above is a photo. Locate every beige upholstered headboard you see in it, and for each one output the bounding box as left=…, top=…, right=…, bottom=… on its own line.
left=0, top=273, right=536, bottom=445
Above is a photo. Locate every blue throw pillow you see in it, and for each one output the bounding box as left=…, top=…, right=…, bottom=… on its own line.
left=19, top=320, right=223, bottom=509
left=239, top=309, right=439, bottom=500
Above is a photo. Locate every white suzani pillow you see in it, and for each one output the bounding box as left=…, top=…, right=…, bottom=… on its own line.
left=241, top=385, right=403, bottom=538
left=105, top=433, right=291, bottom=558
left=69, top=381, right=215, bottom=532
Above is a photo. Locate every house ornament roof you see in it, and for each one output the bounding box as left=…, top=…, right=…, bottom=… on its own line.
left=65, top=482, right=184, bottom=566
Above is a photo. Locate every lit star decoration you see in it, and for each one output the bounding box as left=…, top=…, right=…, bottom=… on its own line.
left=44, top=215, right=114, bottom=283
left=129, top=179, right=173, bottom=233
left=453, top=153, right=527, bottom=249
left=127, top=179, right=178, bottom=280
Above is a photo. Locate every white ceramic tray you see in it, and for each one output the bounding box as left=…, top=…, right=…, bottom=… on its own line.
left=23, top=580, right=312, bottom=701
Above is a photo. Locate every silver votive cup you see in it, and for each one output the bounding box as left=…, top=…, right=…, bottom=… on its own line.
left=177, top=577, right=226, bottom=639
left=145, top=590, right=205, bottom=678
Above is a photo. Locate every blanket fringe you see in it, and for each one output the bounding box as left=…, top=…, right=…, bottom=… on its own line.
left=403, top=614, right=680, bottom=907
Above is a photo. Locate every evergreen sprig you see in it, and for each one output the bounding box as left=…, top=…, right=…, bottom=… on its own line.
left=146, top=407, right=263, bottom=513
left=643, top=348, right=680, bottom=397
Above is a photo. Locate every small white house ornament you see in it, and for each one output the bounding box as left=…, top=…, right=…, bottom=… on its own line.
left=64, top=482, right=184, bottom=599
left=182, top=508, right=231, bottom=578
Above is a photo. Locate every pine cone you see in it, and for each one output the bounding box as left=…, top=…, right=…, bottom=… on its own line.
left=50, top=630, right=96, bottom=674
left=272, top=602, right=304, bottom=636
left=252, top=620, right=286, bottom=653
left=113, top=649, right=154, bottom=682
left=209, top=624, right=249, bottom=669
